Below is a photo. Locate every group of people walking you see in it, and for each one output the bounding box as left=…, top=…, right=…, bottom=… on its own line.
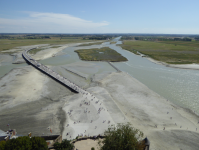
left=24, top=48, right=112, bottom=140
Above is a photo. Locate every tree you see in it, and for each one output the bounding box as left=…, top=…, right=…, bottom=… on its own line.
left=54, top=139, right=74, bottom=150
left=0, top=136, right=48, bottom=150
left=0, top=141, right=6, bottom=150
left=98, top=123, right=145, bottom=150
left=30, top=137, right=48, bottom=150
left=4, top=136, right=32, bottom=150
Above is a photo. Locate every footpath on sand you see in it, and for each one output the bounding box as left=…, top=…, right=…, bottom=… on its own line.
left=62, top=71, right=199, bottom=150
left=62, top=86, right=125, bottom=140
left=20, top=45, right=199, bottom=150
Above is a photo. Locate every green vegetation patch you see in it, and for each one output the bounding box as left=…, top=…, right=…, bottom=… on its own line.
left=159, top=41, right=199, bottom=48
left=54, top=139, right=74, bottom=150
left=0, top=136, right=48, bottom=150
left=98, top=123, right=145, bottom=150
left=120, top=40, right=199, bottom=64
left=75, top=47, right=127, bottom=62
left=0, top=37, right=91, bottom=53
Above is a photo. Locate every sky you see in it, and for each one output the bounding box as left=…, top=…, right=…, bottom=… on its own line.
left=0, top=0, right=199, bottom=34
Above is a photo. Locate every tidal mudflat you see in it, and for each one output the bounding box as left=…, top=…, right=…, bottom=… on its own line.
left=0, top=40, right=199, bottom=150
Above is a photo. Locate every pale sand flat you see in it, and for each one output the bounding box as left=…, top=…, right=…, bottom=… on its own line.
left=32, top=46, right=68, bottom=60
left=74, top=139, right=102, bottom=150
left=62, top=71, right=199, bottom=150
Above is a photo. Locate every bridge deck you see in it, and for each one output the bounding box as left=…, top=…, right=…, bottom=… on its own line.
left=22, top=48, right=86, bottom=93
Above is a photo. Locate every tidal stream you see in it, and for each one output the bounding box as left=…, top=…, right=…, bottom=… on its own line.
left=1, top=37, right=199, bottom=115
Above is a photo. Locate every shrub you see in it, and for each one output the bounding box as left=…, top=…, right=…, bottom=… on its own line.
left=98, top=123, right=145, bottom=150
left=4, top=136, right=32, bottom=150
left=53, top=142, right=61, bottom=150
left=0, top=141, right=6, bottom=150
left=30, top=137, right=48, bottom=150
left=54, top=139, right=73, bottom=150
left=0, top=136, right=48, bottom=150
left=91, top=147, right=95, bottom=150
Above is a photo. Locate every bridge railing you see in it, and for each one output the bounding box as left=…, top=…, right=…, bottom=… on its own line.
left=22, top=48, right=87, bottom=94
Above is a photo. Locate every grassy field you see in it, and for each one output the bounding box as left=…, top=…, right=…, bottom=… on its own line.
left=120, top=40, right=199, bottom=64
left=75, top=47, right=127, bottom=62
left=0, top=37, right=92, bottom=53
left=159, top=41, right=199, bottom=47
left=77, top=41, right=104, bottom=46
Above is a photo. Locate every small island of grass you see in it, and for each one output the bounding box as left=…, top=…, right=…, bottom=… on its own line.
left=120, top=40, right=199, bottom=64
left=75, top=47, right=128, bottom=62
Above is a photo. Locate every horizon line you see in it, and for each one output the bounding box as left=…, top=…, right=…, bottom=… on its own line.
left=0, top=33, right=199, bottom=35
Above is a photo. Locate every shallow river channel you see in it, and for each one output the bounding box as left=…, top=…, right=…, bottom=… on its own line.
left=1, top=37, right=199, bottom=115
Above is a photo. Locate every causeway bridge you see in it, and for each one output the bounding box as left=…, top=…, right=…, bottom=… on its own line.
left=22, top=48, right=86, bottom=93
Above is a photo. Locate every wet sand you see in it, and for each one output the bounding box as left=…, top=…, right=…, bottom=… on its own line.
left=1, top=44, right=68, bottom=64
left=61, top=71, right=199, bottom=150
left=0, top=66, right=72, bottom=136
left=1, top=67, right=199, bottom=149
left=1, top=44, right=49, bottom=64
left=31, top=45, right=68, bottom=60
left=0, top=43, right=199, bottom=150
left=98, top=72, right=199, bottom=150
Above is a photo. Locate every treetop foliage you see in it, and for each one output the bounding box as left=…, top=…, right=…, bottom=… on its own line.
left=53, top=139, right=74, bottom=150
left=98, top=123, right=145, bottom=150
left=0, top=136, right=48, bottom=150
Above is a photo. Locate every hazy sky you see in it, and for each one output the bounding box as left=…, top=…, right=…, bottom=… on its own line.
left=0, top=0, right=199, bottom=34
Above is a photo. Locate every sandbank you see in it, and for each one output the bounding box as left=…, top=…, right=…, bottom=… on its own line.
left=62, top=71, right=199, bottom=150
left=147, top=57, right=199, bottom=70
left=0, top=66, right=73, bottom=136
left=0, top=42, right=199, bottom=150
left=31, top=45, right=68, bottom=60
left=99, top=72, right=199, bottom=149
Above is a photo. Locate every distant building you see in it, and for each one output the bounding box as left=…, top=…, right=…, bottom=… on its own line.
left=0, top=129, right=18, bottom=142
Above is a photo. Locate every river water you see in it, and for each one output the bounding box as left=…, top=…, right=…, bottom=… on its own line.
left=1, top=38, right=199, bottom=115
left=110, top=40, right=199, bottom=114
left=0, top=61, right=27, bottom=78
